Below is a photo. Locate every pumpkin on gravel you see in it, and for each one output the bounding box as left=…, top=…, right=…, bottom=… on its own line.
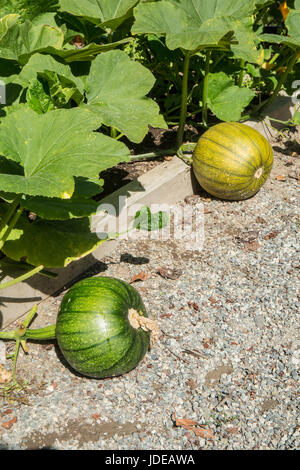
left=0, top=277, right=159, bottom=382
left=192, top=122, right=273, bottom=201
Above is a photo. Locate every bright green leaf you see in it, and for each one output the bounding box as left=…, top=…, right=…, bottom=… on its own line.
left=132, top=0, right=256, bottom=51
left=59, top=0, right=138, bottom=30
left=133, top=206, right=169, bottom=231
left=207, top=71, right=255, bottom=121
left=0, top=17, right=64, bottom=64
left=2, top=214, right=105, bottom=267
left=16, top=53, right=85, bottom=95
left=26, top=78, right=55, bottom=114
left=85, top=49, right=167, bottom=143
left=0, top=106, right=130, bottom=198
left=20, top=195, right=99, bottom=220
left=293, top=111, right=300, bottom=125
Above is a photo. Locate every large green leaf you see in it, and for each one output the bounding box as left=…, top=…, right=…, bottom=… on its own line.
left=20, top=195, right=99, bottom=220
left=45, top=38, right=133, bottom=62
left=0, top=17, right=64, bottom=64
left=20, top=175, right=103, bottom=219
left=132, top=0, right=256, bottom=51
left=2, top=214, right=105, bottom=267
left=207, top=72, right=255, bottom=121
left=0, top=106, right=130, bottom=198
left=16, top=53, right=85, bottom=94
left=230, top=17, right=264, bottom=64
left=59, top=0, right=138, bottom=30
left=85, top=49, right=167, bottom=143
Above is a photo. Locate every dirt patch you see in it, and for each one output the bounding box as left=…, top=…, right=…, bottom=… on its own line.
left=205, top=365, right=234, bottom=388
left=22, top=418, right=145, bottom=449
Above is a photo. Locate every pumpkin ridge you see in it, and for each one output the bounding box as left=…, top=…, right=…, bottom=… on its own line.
left=198, top=136, right=257, bottom=171
left=226, top=122, right=264, bottom=166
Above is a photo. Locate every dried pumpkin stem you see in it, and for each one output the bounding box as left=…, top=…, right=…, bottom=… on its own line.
left=128, top=309, right=160, bottom=347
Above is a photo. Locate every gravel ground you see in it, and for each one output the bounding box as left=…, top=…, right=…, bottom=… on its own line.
left=0, top=131, right=299, bottom=450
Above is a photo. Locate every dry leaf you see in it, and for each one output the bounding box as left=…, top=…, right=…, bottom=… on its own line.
left=184, top=195, right=201, bottom=205
left=264, top=231, right=278, bottom=240
left=174, top=413, right=214, bottom=440
left=275, top=175, right=287, bottom=181
left=193, top=427, right=214, bottom=440
left=157, top=267, right=182, bottom=280
left=0, top=365, right=12, bottom=384
left=236, top=230, right=259, bottom=243
left=174, top=413, right=198, bottom=430
left=1, top=416, right=17, bottom=430
left=129, top=272, right=152, bottom=283
left=244, top=240, right=260, bottom=251
left=226, top=426, right=239, bottom=435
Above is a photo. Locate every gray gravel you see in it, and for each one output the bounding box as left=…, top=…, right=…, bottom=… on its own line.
left=0, top=133, right=299, bottom=450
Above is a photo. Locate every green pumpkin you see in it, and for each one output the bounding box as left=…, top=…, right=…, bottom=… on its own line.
left=192, top=122, right=273, bottom=200
left=56, top=277, right=151, bottom=378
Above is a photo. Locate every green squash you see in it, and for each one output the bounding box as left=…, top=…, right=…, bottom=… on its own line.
left=192, top=122, right=273, bottom=200
left=55, top=277, right=151, bottom=378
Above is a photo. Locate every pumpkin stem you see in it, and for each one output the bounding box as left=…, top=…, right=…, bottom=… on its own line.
left=128, top=309, right=160, bottom=348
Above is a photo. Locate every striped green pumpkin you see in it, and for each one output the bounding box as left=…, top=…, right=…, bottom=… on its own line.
left=192, top=122, right=273, bottom=200
left=56, top=277, right=150, bottom=378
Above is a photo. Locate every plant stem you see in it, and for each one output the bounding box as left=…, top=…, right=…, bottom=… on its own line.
left=0, top=195, right=22, bottom=236
left=238, top=59, right=245, bottom=87
left=130, top=148, right=177, bottom=161
left=0, top=265, right=45, bottom=290
left=0, top=306, right=55, bottom=384
left=202, top=50, right=211, bottom=129
left=0, top=207, right=23, bottom=251
left=177, top=51, right=191, bottom=148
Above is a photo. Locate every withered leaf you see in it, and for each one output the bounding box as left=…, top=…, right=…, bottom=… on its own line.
left=244, top=240, right=260, bottom=251
left=157, top=267, right=182, bottom=280
left=193, top=427, right=214, bottom=440
left=129, top=272, right=152, bottom=283
left=0, top=365, right=12, bottom=384
left=275, top=175, right=287, bottom=181
left=1, top=416, right=17, bottom=430
left=264, top=231, right=278, bottom=240
left=174, top=413, right=214, bottom=440
left=174, top=413, right=198, bottom=430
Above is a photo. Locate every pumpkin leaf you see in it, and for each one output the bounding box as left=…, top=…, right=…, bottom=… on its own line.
left=0, top=106, right=130, bottom=199
left=85, top=50, right=167, bottom=143
left=20, top=194, right=99, bottom=220
left=0, top=17, right=64, bottom=64
left=133, top=206, right=169, bottom=231
left=230, top=17, right=264, bottom=64
left=16, top=53, right=85, bottom=95
left=2, top=214, right=105, bottom=268
left=20, top=175, right=103, bottom=220
left=207, top=72, right=255, bottom=121
left=58, top=0, right=139, bottom=30
left=132, top=0, right=256, bottom=51
left=26, top=78, right=55, bottom=114
left=45, top=37, right=133, bottom=62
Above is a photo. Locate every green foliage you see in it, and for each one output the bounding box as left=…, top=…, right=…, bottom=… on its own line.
left=207, top=72, right=255, bottom=122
